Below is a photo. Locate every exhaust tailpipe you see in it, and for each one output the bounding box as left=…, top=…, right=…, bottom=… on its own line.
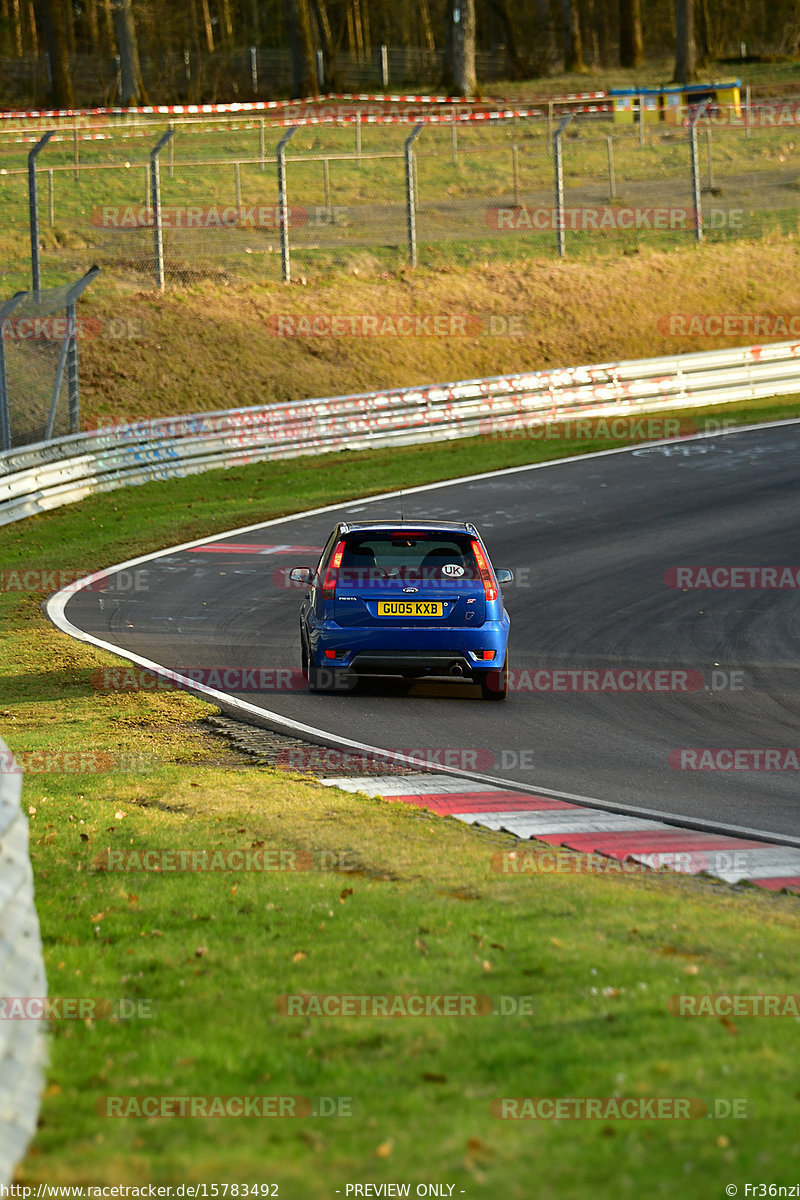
left=449, top=663, right=465, bottom=676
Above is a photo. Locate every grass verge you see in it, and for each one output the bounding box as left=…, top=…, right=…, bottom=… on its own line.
left=3, top=400, right=800, bottom=1196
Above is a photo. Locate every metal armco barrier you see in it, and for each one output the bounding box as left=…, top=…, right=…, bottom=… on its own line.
left=2, top=339, right=800, bottom=526
left=0, top=738, right=47, bottom=1184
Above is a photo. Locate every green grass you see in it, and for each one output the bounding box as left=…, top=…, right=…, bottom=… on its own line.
left=3, top=395, right=800, bottom=1194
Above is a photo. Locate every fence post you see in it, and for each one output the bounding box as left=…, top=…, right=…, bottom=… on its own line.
left=72, top=125, right=79, bottom=180
left=405, top=124, right=423, bottom=268
left=45, top=265, right=99, bottom=440
left=168, top=124, right=174, bottom=177
left=150, top=128, right=174, bottom=292
left=47, top=168, right=54, bottom=225
left=250, top=46, right=258, bottom=94
left=553, top=114, right=572, bottom=259
left=0, top=293, right=25, bottom=452
left=316, top=49, right=324, bottom=90
left=259, top=118, right=266, bottom=171
left=688, top=100, right=710, bottom=245
left=451, top=108, right=458, bottom=165
left=28, top=130, right=54, bottom=304
left=234, top=161, right=242, bottom=221
left=380, top=44, right=389, bottom=89
left=637, top=94, right=645, bottom=146
left=355, top=110, right=362, bottom=166
left=512, top=143, right=519, bottom=207
left=705, top=127, right=714, bottom=191
left=606, top=134, right=616, bottom=199
left=277, top=126, right=298, bottom=283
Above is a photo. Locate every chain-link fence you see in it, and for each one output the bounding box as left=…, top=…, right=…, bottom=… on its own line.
left=0, top=271, right=98, bottom=449
left=3, top=101, right=800, bottom=292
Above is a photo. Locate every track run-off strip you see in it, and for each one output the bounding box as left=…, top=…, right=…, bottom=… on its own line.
left=319, top=774, right=800, bottom=894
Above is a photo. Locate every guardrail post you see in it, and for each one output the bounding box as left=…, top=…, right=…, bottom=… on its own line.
left=277, top=126, right=298, bottom=283
left=28, top=130, right=55, bottom=304
left=688, top=100, right=710, bottom=245
left=0, top=293, right=25, bottom=452
left=553, top=114, right=572, bottom=258
left=405, top=124, right=423, bottom=268
left=150, top=128, right=174, bottom=292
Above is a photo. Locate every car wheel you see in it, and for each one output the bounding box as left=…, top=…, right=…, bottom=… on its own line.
left=302, top=632, right=325, bottom=692
left=478, top=655, right=508, bottom=701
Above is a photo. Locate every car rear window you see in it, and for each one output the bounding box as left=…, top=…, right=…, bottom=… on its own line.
left=338, top=534, right=480, bottom=583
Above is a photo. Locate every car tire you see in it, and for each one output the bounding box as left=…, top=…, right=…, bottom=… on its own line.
left=301, top=633, right=324, bottom=693
left=478, top=655, right=508, bottom=701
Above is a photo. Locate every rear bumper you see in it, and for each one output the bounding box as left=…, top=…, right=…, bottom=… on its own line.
left=307, top=620, right=509, bottom=676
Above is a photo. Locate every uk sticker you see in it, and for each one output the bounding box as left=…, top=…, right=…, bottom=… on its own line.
left=442, top=563, right=465, bottom=577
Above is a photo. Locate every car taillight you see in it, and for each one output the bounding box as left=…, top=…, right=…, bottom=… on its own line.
left=471, top=540, right=497, bottom=602
left=322, top=540, right=345, bottom=599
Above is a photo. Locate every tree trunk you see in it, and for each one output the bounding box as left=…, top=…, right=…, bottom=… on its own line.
left=674, top=0, right=696, bottom=82
left=619, top=0, right=642, bottom=67
left=450, top=0, right=476, bottom=95
left=561, top=0, right=584, bottom=71
left=111, top=0, right=145, bottom=104
left=534, top=0, right=556, bottom=74
left=34, top=0, right=73, bottom=106
left=486, top=0, right=525, bottom=78
left=10, top=0, right=24, bottom=55
left=283, top=0, right=317, bottom=97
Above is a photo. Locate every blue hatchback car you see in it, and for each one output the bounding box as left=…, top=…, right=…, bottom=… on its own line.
left=289, top=521, right=512, bottom=699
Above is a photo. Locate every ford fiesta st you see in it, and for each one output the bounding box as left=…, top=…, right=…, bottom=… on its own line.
left=289, top=521, right=512, bottom=700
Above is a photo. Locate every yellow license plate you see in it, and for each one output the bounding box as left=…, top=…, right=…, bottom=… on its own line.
left=377, top=601, right=443, bottom=617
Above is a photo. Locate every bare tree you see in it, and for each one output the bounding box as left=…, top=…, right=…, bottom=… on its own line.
left=449, top=0, right=476, bottom=94
left=33, top=0, right=73, bottom=105
left=283, top=0, right=317, bottom=97
left=112, top=0, right=145, bottom=104
left=619, top=0, right=642, bottom=67
left=561, top=0, right=584, bottom=71
left=674, top=0, right=696, bottom=81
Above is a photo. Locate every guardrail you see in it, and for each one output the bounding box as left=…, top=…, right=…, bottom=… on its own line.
left=2, top=338, right=800, bottom=526
left=0, top=739, right=46, bottom=1184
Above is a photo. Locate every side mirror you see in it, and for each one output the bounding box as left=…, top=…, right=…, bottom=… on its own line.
left=496, top=568, right=514, bottom=584
left=289, top=567, right=313, bottom=586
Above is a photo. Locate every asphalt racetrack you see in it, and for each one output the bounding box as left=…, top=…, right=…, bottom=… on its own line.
left=57, top=422, right=800, bottom=841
